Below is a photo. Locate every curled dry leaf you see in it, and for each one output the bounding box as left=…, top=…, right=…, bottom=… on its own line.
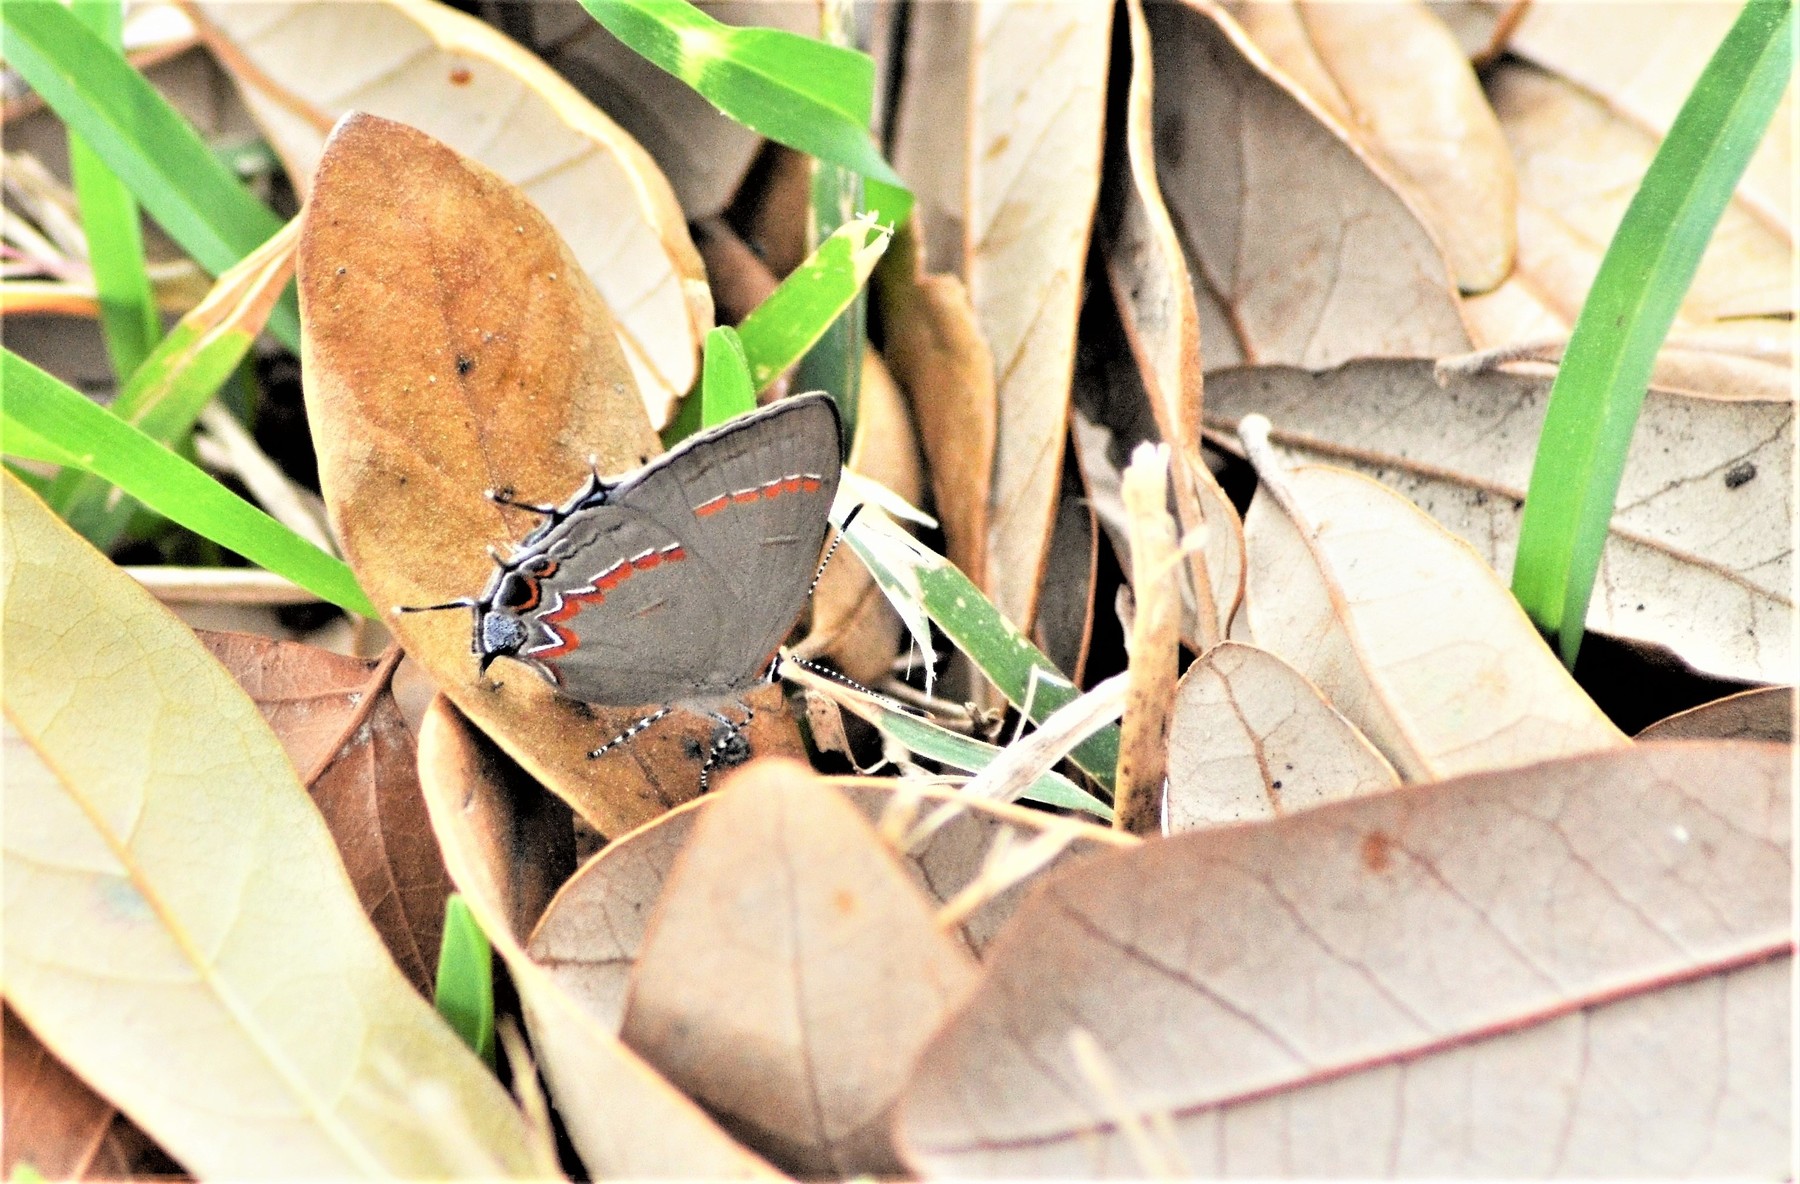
left=1207, top=360, right=1795, bottom=685
left=414, top=695, right=780, bottom=1180
left=1102, top=0, right=1245, bottom=647
left=1461, top=61, right=1792, bottom=400
left=1636, top=686, right=1795, bottom=744
left=529, top=777, right=1131, bottom=1035
left=1238, top=430, right=1629, bottom=781
left=618, top=759, right=981, bottom=1178
left=892, top=0, right=1114, bottom=634
left=1166, top=640, right=1400, bottom=829
left=1220, top=0, right=1516, bottom=293
left=1147, top=0, right=1471, bottom=371
left=796, top=349, right=922, bottom=686
left=875, top=221, right=996, bottom=593
left=898, top=742, right=1793, bottom=1177
left=198, top=631, right=452, bottom=996
left=299, top=113, right=728, bottom=836
left=1113, top=444, right=1182, bottom=835
left=2, top=476, right=536, bottom=1178
left=187, top=0, right=709, bottom=425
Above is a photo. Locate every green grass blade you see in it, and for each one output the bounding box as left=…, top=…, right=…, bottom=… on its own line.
left=575, top=0, right=910, bottom=224
left=1, top=0, right=300, bottom=351
left=701, top=325, right=757, bottom=425
left=66, top=0, right=161, bottom=381
left=2, top=351, right=374, bottom=618
left=843, top=507, right=1121, bottom=792
left=873, top=708, right=1112, bottom=819
left=46, top=219, right=299, bottom=549
left=1512, top=0, right=1793, bottom=666
left=434, top=895, right=496, bottom=1068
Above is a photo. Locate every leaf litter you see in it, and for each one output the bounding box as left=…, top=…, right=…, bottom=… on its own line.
left=8, top=3, right=1793, bottom=1178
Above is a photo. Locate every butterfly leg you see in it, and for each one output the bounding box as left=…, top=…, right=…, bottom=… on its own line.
left=484, top=488, right=560, bottom=517
left=588, top=704, right=674, bottom=760
left=697, top=703, right=757, bottom=793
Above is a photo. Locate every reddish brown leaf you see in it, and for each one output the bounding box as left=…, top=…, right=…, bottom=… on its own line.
left=199, top=630, right=453, bottom=995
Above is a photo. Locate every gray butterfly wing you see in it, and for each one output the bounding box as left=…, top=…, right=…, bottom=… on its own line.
left=517, top=394, right=842, bottom=705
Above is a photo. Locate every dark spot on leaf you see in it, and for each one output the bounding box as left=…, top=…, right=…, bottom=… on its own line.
left=456, top=355, right=474, bottom=376
left=1361, top=831, right=1395, bottom=874
left=1724, top=461, right=1756, bottom=489
left=449, top=66, right=473, bottom=85
left=336, top=265, right=347, bottom=276
left=832, top=889, right=859, bottom=917
left=1271, top=780, right=1283, bottom=790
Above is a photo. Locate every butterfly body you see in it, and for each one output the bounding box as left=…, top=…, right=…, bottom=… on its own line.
left=461, top=393, right=843, bottom=706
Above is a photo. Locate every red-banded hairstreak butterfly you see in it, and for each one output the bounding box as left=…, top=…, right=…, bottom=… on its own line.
left=403, top=393, right=844, bottom=781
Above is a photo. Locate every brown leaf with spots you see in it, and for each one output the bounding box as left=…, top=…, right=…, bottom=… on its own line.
left=529, top=775, right=1130, bottom=1034
left=197, top=630, right=452, bottom=995
left=618, top=759, right=981, bottom=1177
left=299, top=112, right=721, bottom=836
left=898, top=742, right=1793, bottom=1176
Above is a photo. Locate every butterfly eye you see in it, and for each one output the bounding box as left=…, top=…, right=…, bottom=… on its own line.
left=522, top=556, right=559, bottom=578
left=494, top=573, right=538, bottom=611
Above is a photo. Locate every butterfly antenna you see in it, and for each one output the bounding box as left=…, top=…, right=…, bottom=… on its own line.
left=807, top=503, right=865, bottom=598
left=485, top=488, right=558, bottom=517
left=394, top=598, right=479, bottom=614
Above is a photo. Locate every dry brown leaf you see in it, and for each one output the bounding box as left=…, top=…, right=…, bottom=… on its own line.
left=1102, top=0, right=1245, bottom=647
left=1636, top=686, right=1795, bottom=744
left=1221, top=0, right=1516, bottom=293
left=187, top=0, right=709, bottom=426
left=898, top=742, right=1793, bottom=1176
left=1147, top=0, right=1471, bottom=371
left=1506, top=3, right=1791, bottom=235
left=414, top=696, right=781, bottom=1179
left=1166, top=640, right=1400, bottom=829
left=300, top=113, right=741, bottom=835
left=198, top=631, right=452, bottom=995
left=796, top=350, right=921, bottom=686
left=1461, top=61, right=1792, bottom=399
left=618, top=759, right=981, bottom=1177
left=1239, top=423, right=1629, bottom=780
left=892, top=0, right=1114, bottom=634
left=874, top=220, right=996, bottom=592
left=530, top=1, right=820, bottom=221
left=1207, top=360, right=1795, bottom=685
left=528, top=777, right=1130, bottom=1035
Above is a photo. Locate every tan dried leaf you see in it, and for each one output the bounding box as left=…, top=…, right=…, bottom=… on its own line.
left=1166, top=640, right=1400, bottom=829
left=898, top=742, right=1793, bottom=1176
left=1222, top=0, right=1516, bottom=292
left=414, top=696, right=780, bottom=1179
left=187, top=0, right=709, bottom=425
left=1103, top=0, right=1246, bottom=646
left=893, top=0, right=1114, bottom=633
left=1147, top=1, right=1471, bottom=370
left=529, top=778, right=1129, bottom=1035
left=1238, top=426, right=1629, bottom=780
left=619, top=760, right=981, bottom=1177
left=1207, top=360, right=1794, bottom=685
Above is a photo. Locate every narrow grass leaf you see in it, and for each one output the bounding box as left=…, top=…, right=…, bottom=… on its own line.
left=737, top=215, right=889, bottom=392
left=47, top=218, right=299, bottom=548
left=877, top=710, right=1111, bottom=819
left=843, top=508, right=1120, bottom=792
left=793, top=150, right=867, bottom=438
left=701, top=326, right=756, bottom=425
left=435, top=895, right=497, bottom=1069
left=1, top=0, right=299, bottom=350
left=575, top=0, right=910, bottom=224
left=65, top=0, right=161, bottom=381
left=2, top=351, right=373, bottom=618
left=1512, top=0, right=1794, bottom=665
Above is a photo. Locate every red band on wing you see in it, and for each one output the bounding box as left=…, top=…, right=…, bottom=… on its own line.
left=530, top=584, right=605, bottom=660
